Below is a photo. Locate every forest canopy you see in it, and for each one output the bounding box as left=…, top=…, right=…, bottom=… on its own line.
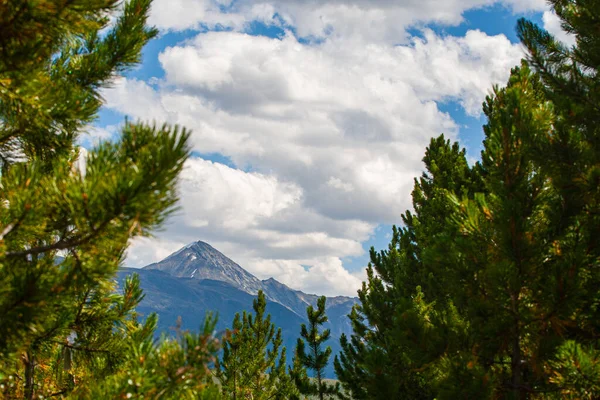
left=0, top=0, right=598, bottom=398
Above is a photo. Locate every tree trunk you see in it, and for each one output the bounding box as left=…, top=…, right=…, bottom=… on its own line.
left=317, top=369, right=324, bottom=400
left=510, top=301, right=527, bottom=400
left=313, top=339, right=324, bottom=400
left=511, top=332, right=521, bottom=399
left=23, top=350, right=35, bottom=400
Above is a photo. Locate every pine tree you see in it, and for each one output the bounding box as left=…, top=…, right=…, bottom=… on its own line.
left=336, top=0, right=600, bottom=395
left=432, top=55, right=598, bottom=399
left=427, top=0, right=600, bottom=395
left=0, top=273, right=148, bottom=397
left=0, top=0, right=202, bottom=397
left=334, top=135, right=476, bottom=399
left=216, top=291, right=296, bottom=399
left=433, top=63, right=558, bottom=397
left=291, top=296, right=341, bottom=400
left=78, top=312, right=222, bottom=399
left=515, top=1, right=600, bottom=396
left=215, top=313, right=248, bottom=398
left=288, top=348, right=311, bottom=400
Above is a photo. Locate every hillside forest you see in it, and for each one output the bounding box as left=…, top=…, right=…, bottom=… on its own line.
left=0, top=0, right=598, bottom=398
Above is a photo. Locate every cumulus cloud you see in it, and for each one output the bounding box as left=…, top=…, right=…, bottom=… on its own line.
left=244, top=0, right=546, bottom=43
left=148, top=0, right=247, bottom=31
left=80, top=124, right=118, bottom=147
left=127, top=237, right=188, bottom=270
left=390, top=29, right=524, bottom=115
left=148, top=0, right=546, bottom=43
left=243, top=257, right=364, bottom=297
left=542, top=10, right=577, bottom=47
left=105, top=30, right=521, bottom=214
left=125, top=158, right=371, bottom=296
left=104, top=5, right=528, bottom=296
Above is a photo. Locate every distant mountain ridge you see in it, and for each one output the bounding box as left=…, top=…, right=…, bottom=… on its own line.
left=144, top=241, right=264, bottom=295
left=118, top=241, right=358, bottom=378
left=142, top=241, right=357, bottom=319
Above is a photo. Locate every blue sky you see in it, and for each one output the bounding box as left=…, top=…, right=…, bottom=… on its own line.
left=91, top=0, right=567, bottom=296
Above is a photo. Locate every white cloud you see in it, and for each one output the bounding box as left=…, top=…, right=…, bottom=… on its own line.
left=80, top=124, right=117, bottom=147
left=125, top=158, right=372, bottom=295
left=105, top=18, right=525, bottom=296
left=243, top=257, right=364, bottom=297
left=128, top=158, right=374, bottom=259
left=327, top=177, right=354, bottom=193
left=242, top=0, right=546, bottom=44
left=178, top=158, right=303, bottom=232
left=148, top=0, right=247, bottom=32
left=126, top=237, right=187, bottom=269
left=148, top=0, right=547, bottom=43
left=542, top=10, right=577, bottom=47
left=385, top=29, right=524, bottom=115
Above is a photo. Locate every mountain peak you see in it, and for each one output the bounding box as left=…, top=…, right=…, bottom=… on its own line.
left=182, top=240, right=215, bottom=251
left=142, top=240, right=357, bottom=317
left=144, top=241, right=264, bottom=294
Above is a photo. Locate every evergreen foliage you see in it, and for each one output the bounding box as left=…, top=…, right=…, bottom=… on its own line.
left=1, top=0, right=598, bottom=398
left=215, top=290, right=297, bottom=399
left=80, top=312, right=222, bottom=399
left=0, top=0, right=221, bottom=398
left=334, top=136, right=473, bottom=400
left=290, top=296, right=341, bottom=400
left=335, top=0, right=600, bottom=398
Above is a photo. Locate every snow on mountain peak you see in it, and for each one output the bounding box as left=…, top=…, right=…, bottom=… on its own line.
left=144, top=240, right=263, bottom=295
left=143, top=240, right=357, bottom=317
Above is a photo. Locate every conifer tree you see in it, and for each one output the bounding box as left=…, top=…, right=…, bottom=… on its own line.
left=288, top=348, right=311, bottom=400
left=336, top=0, right=600, bottom=397
left=214, top=313, right=248, bottom=398
left=1, top=273, right=147, bottom=397
left=216, top=291, right=297, bottom=399
left=0, top=0, right=219, bottom=397
left=436, top=63, right=557, bottom=397
left=78, top=312, right=222, bottom=399
left=291, top=296, right=341, bottom=400
left=433, top=0, right=600, bottom=395
left=515, top=1, right=600, bottom=396
left=334, top=135, right=475, bottom=399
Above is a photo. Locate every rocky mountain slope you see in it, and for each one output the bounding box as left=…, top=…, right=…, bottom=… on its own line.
left=117, top=241, right=358, bottom=378
left=142, top=241, right=357, bottom=322
left=143, top=241, right=264, bottom=294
